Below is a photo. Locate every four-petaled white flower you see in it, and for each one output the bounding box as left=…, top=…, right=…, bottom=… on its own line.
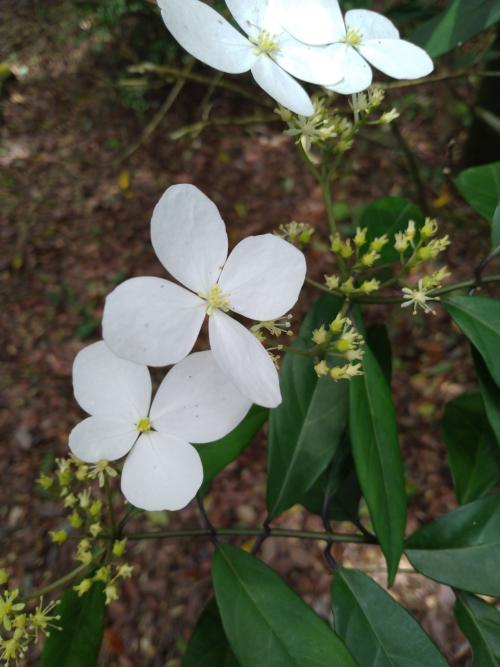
left=103, top=184, right=306, bottom=408
left=273, top=0, right=433, bottom=94
left=69, top=342, right=251, bottom=511
left=157, top=0, right=344, bottom=116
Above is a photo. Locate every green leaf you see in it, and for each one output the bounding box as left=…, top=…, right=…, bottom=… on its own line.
left=332, top=569, right=449, bottom=667
left=300, top=436, right=361, bottom=523
left=492, top=201, right=500, bottom=249
left=182, top=598, right=239, bottom=667
left=454, top=591, right=500, bottom=667
left=366, top=323, right=393, bottom=384
left=442, top=392, right=500, bottom=504
left=455, top=161, right=500, bottom=222
left=473, top=347, right=500, bottom=444
left=267, top=294, right=349, bottom=518
left=406, top=493, right=500, bottom=595
left=212, top=545, right=357, bottom=667
left=196, top=406, right=268, bottom=496
left=361, top=197, right=425, bottom=265
left=349, top=344, right=406, bottom=585
left=412, top=0, right=500, bottom=58
left=445, top=296, right=500, bottom=387
left=40, top=583, right=105, bottom=667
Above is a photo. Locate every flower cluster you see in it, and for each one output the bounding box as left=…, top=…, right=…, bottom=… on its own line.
left=311, top=313, right=365, bottom=381
left=74, top=540, right=133, bottom=606
left=393, top=218, right=450, bottom=266
left=38, top=454, right=116, bottom=548
left=0, top=572, right=60, bottom=666
left=276, top=221, right=315, bottom=248
left=158, top=1, right=433, bottom=115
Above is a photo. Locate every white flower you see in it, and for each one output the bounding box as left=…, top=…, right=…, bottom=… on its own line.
left=103, top=184, right=306, bottom=408
left=273, top=1, right=433, bottom=94
left=69, top=342, right=251, bottom=511
left=401, top=280, right=439, bottom=315
left=157, top=0, right=344, bottom=115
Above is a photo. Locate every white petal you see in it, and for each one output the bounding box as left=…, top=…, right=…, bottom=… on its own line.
left=158, top=0, right=256, bottom=74
left=345, top=9, right=399, bottom=40
left=251, top=55, right=314, bottom=116
left=218, top=234, right=306, bottom=321
left=272, top=0, right=345, bottom=45
left=73, top=341, right=151, bottom=420
left=275, top=37, right=343, bottom=85
left=359, top=39, right=434, bottom=80
left=325, top=44, right=372, bottom=95
left=151, top=184, right=229, bottom=294
left=102, top=277, right=205, bottom=367
left=209, top=310, right=281, bottom=408
left=121, top=432, right=203, bottom=511
left=69, top=416, right=138, bottom=464
left=150, top=351, right=251, bottom=443
left=225, top=0, right=269, bottom=37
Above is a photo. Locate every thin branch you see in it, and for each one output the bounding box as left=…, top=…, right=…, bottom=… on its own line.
left=120, top=527, right=375, bottom=544
left=168, top=113, right=278, bottom=141
left=390, top=122, right=428, bottom=213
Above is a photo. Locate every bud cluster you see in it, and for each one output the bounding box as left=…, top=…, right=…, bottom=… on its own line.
left=311, top=314, right=365, bottom=381
left=74, top=539, right=133, bottom=606
left=276, top=221, right=315, bottom=248
left=251, top=314, right=294, bottom=367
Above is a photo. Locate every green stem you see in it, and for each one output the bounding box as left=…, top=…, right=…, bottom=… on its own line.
left=306, top=274, right=500, bottom=304
left=105, top=476, right=117, bottom=539
left=120, top=527, right=373, bottom=544
left=24, top=550, right=105, bottom=601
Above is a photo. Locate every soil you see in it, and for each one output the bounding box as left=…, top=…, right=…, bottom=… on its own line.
left=1, top=2, right=498, bottom=666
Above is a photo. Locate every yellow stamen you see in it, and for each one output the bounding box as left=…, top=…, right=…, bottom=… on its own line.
left=136, top=417, right=152, bottom=433
left=198, top=284, right=231, bottom=316
left=251, top=29, right=280, bottom=57
left=343, top=28, right=363, bottom=47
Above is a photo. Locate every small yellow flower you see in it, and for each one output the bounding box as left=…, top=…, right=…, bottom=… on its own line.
left=104, top=584, right=119, bottom=606
left=117, top=564, right=134, bottom=580
left=74, top=579, right=93, bottom=597
left=420, top=217, right=438, bottom=239
left=370, top=235, right=389, bottom=252
left=89, top=522, right=102, bottom=538
left=37, top=474, right=54, bottom=491
left=314, top=361, right=330, bottom=377
left=112, top=539, right=128, bottom=558
left=324, top=275, right=340, bottom=291
left=312, top=325, right=329, bottom=345
left=50, top=530, right=68, bottom=545
left=354, top=227, right=367, bottom=248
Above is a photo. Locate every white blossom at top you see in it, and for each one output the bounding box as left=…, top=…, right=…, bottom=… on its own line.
left=102, top=184, right=306, bottom=408
left=157, top=0, right=344, bottom=115
left=273, top=0, right=433, bottom=95
left=69, top=342, right=251, bottom=511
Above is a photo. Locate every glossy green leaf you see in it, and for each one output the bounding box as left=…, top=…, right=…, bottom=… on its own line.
left=183, top=598, right=239, bottom=667
left=406, top=493, right=500, bottom=595
left=196, top=406, right=268, bottom=495
left=445, top=296, right=500, bottom=387
left=212, top=545, right=357, bottom=667
left=361, top=197, right=425, bottom=265
left=412, top=0, right=500, bottom=58
left=267, top=294, right=349, bottom=518
left=473, top=347, right=500, bottom=444
left=366, top=323, right=393, bottom=384
left=442, top=392, right=500, bottom=504
left=455, top=591, right=500, bottom=667
left=332, top=569, right=449, bottom=667
left=40, top=583, right=105, bottom=667
left=455, top=161, right=500, bottom=222
left=300, top=436, right=361, bottom=523
left=350, top=344, right=406, bottom=585
left=493, top=202, right=500, bottom=249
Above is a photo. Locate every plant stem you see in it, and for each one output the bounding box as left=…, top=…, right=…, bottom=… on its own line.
left=120, top=527, right=374, bottom=544
left=306, top=274, right=500, bottom=304
left=24, top=550, right=105, bottom=601
left=105, top=476, right=117, bottom=539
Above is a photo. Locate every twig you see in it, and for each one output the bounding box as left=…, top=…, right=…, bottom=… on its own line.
left=115, top=61, right=193, bottom=164
left=390, top=122, right=428, bottom=213
left=168, top=113, right=278, bottom=141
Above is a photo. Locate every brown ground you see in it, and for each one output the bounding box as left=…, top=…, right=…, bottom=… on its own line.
left=1, top=2, right=498, bottom=666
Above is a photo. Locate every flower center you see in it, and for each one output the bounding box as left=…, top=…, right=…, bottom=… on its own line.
left=343, top=28, right=363, bottom=47
left=251, top=29, right=280, bottom=57
left=198, top=284, right=231, bottom=316
left=136, top=417, right=152, bottom=433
